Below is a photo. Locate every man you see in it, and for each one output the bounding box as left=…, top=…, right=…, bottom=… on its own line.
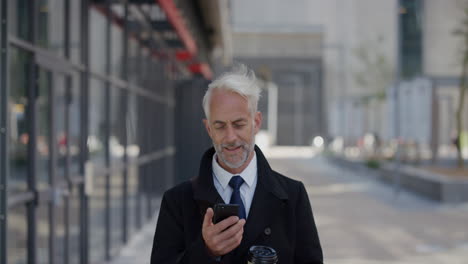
left=151, top=65, right=323, bottom=263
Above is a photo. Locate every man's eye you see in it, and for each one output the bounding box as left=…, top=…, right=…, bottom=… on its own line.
left=234, top=124, right=246, bottom=128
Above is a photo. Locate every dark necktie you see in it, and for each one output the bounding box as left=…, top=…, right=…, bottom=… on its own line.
left=229, top=175, right=246, bottom=220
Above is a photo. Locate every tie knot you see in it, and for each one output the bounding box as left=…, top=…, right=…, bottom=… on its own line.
left=229, top=175, right=244, bottom=190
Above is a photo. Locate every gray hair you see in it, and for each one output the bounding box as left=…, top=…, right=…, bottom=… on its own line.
left=203, top=64, right=261, bottom=120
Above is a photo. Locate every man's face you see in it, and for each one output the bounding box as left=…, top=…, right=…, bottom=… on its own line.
left=203, top=89, right=262, bottom=172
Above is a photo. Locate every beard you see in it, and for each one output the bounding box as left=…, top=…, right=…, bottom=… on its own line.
left=214, top=132, right=255, bottom=169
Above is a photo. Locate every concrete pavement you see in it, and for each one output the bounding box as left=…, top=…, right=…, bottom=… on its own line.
left=107, top=212, right=158, bottom=264
left=109, top=147, right=468, bottom=264
left=268, top=147, right=468, bottom=264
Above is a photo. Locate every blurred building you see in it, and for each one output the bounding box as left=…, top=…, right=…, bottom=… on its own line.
left=231, top=0, right=468, bottom=158
left=231, top=0, right=326, bottom=146
left=326, top=0, right=468, bottom=160
left=0, top=0, right=230, bottom=263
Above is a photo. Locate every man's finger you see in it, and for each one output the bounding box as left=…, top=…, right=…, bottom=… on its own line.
left=213, top=215, right=239, bottom=233
left=216, top=219, right=245, bottom=241
left=203, top=208, right=214, bottom=229
left=214, top=224, right=245, bottom=254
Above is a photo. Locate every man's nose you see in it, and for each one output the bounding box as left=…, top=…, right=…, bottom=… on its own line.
left=224, top=125, right=237, bottom=142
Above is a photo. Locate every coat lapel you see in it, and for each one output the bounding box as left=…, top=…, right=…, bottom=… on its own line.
left=192, top=147, right=224, bottom=216
left=236, top=146, right=289, bottom=255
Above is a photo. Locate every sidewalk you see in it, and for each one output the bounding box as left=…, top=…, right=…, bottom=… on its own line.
left=108, top=213, right=158, bottom=264
left=268, top=150, right=468, bottom=264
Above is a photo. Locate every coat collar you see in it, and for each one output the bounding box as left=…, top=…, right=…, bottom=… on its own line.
left=192, top=145, right=288, bottom=206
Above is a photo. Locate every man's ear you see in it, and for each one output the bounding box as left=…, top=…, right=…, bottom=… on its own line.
left=254, top=111, right=262, bottom=134
left=203, top=118, right=212, bottom=137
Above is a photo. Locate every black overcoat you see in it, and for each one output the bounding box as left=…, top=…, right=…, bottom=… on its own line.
left=150, top=146, right=323, bottom=263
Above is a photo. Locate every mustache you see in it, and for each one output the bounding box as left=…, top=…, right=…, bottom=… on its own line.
left=221, top=141, right=248, bottom=149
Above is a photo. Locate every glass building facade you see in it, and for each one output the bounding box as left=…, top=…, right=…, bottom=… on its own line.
left=0, top=0, right=217, bottom=263
left=399, top=0, right=423, bottom=79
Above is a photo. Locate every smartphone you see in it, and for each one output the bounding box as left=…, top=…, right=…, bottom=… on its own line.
left=212, top=203, right=239, bottom=224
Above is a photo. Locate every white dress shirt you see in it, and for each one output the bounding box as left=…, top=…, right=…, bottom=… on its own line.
left=212, top=152, right=258, bottom=218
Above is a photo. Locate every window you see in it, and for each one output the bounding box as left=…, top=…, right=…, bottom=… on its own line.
left=399, top=0, right=423, bottom=79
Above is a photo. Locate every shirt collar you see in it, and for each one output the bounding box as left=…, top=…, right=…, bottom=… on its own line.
left=212, top=152, right=257, bottom=190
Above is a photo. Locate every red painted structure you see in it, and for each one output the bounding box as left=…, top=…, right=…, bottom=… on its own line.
left=157, top=0, right=213, bottom=79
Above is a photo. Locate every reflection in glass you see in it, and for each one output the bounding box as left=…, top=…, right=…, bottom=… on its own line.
left=7, top=205, right=27, bottom=264
left=89, top=8, right=107, bottom=73
left=70, top=76, right=81, bottom=176
left=37, top=0, right=65, bottom=56
left=56, top=75, right=67, bottom=180
left=111, top=22, right=123, bottom=78
left=8, top=47, right=31, bottom=195
left=55, top=203, right=66, bottom=264
left=127, top=92, right=140, bottom=236
left=89, top=174, right=106, bottom=262
left=87, top=76, right=107, bottom=260
left=89, top=78, right=106, bottom=168
left=127, top=93, right=139, bottom=158
left=47, top=71, right=70, bottom=262
left=128, top=161, right=139, bottom=236
left=69, top=189, right=81, bottom=264
left=111, top=170, right=123, bottom=253
left=8, top=0, right=31, bottom=40
left=70, top=0, right=82, bottom=64
left=37, top=203, right=50, bottom=264
left=36, top=69, right=52, bottom=189
left=111, top=88, right=125, bottom=162
left=128, top=38, right=139, bottom=84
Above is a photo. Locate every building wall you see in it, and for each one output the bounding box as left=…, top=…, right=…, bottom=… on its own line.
left=233, top=57, right=324, bottom=146
left=233, top=32, right=322, bottom=58
left=231, top=0, right=398, bottom=143
left=231, top=0, right=467, bottom=154
left=424, top=0, right=467, bottom=77
left=324, top=0, right=466, bottom=149
left=231, top=0, right=326, bottom=145
left=323, top=0, right=397, bottom=141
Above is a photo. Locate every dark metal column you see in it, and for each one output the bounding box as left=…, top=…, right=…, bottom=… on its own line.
left=0, top=0, right=9, bottom=263
left=121, top=0, right=129, bottom=244
left=165, top=66, right=174, bottom=191
left=63, top=0, right=72, bottom=263
left=79, top=0, right=90, bottom=263
left=27, top=2, right=39, bottom=264
left=174, top=76, right=211, bottom=184
left=104, top=0, right=112, bottom=260
left=48, top=67, right=57, bottom=264
left=135, top=42, right=143, bottom=231
left=145, top=60, right=156, bottom=220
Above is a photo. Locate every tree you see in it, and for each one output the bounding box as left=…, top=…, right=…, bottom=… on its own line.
left=353, top=36, right=394, bottom=104
left=353, top=36, right=394, bottom=148
left=453, top=5, right=468, bottom=168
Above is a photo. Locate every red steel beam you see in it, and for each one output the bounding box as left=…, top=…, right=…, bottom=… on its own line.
left=189, top=63, right=213, bottom=80
left=157, top=0, right=197, bottom=55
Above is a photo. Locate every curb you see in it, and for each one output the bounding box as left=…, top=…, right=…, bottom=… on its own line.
left=327, top=155, right=468, bottom=203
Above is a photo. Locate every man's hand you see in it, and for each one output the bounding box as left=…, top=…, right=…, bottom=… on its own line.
left=202, top=208, right=246, bottom=257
